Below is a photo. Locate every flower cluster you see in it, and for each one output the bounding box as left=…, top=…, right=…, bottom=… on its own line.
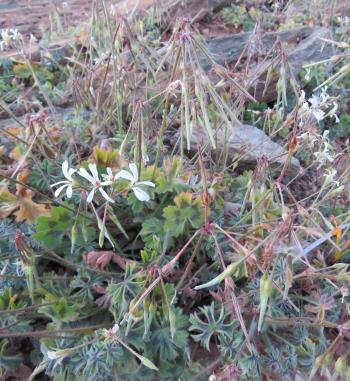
left=304, top=68, right=312, bottom=82
left=299, top=88, right=339, bottom=124
left=51, top=161, right=155, bottom=203
left=323, top=168, right=340, bottom=187
left=0, top=28, right=20, bottom=50
left=298, top=130, right=336, bottom=169
left=313, top=131, right=336, bottom=168
left=336, top=16, right=350, bottom=27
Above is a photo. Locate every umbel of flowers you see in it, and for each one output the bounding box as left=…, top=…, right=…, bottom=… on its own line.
left=51, top=161, right=155, bottom=203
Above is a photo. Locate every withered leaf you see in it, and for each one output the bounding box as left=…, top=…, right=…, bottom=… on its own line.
left=0, top=184, right=50, bottom=222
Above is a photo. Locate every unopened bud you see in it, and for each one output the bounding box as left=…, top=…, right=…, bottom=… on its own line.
left=335, top=356, right=347, bottom=376
left=258, top=273, right=273, bottom=331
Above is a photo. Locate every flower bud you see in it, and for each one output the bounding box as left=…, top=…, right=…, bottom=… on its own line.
left=335, top=356, right=347, bottom=376
left=258, top=273, right=273, bottom=332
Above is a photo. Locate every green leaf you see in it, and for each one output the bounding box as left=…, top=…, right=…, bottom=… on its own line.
left=150, top=308, right=189, bottom=361
left=33, top=206, right=95, bottom=253
left=189, top=303, right=237, bottom=351
left=39, top=296, right=80, bottom=323
left=163, top=193, right=204, bottom=238
left=0, top=344, right=23, bottom=371
left=330, top=114, right=350, bottom=139
left=107, top=264, right=141, bottom=319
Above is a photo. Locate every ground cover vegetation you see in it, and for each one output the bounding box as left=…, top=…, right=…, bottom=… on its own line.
left=0, top=0, right=350, bottom=380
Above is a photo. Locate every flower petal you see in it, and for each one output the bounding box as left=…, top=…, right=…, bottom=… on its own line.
left=51, top=180, right=69, bottom=188
left=136, top=181, right=155, bottom=188
left=99, top=188, right=114, bottom=203
left=100, top=180, right=113, bottom=186
left=67, top=168, right=76, bottom=179
left=47, top=350, right=59, bottom=360
left=89, top=163, right=99, bottom=182
left=129, top=163, right=138, bottom=181
left=106, top=167, right=113, bottom=177
left=312, top=109, right=325, bottom=122
left=78, top=168, right=95, bottom=184
left=54, top=184, right=68, bottom=198
left=86, top=188, right=95, bottom=203
left=62, top=160, right=69, bottom=179
left=114, top=169, right=134, bottom=182
left=66, top=185, right=73, bottom=198
left=133, top=187, right=150, bottom=202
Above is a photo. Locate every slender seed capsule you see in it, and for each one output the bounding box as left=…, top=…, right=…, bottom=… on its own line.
left=71, top=222, right=78, bottom=254
left=82, top=218, right=89, bottom=243
left=169, top=307, right=176, bottom=339
left=194, top=262, right=238, bottom=290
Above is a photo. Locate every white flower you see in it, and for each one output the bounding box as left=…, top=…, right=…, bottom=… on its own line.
left=115, top=163, right=155, bottom=201
left=323, top=168, right=339, bottom=187
left=322, top=130, right=330, bottom=139
left=298, top=132, right=316, bottom=148
left=328, top=102, right=339, bottom=123
left=320, top=86, right=330, bottom=103
left=304, top=68, right=311, bottom=82
left=1, top=29, right=12, bottom=45
left=0, top=28, right=20, bottom=46
left=311, top=131, right=335, bottom=168
left=51, top=161, right=76, bottom=198
left=311, top=108, right=325, bottom=122
left=314, top=145, right=334, bottom=167
left=101, top=167, right=115, bottom=185
left=78, top=163, right=114, bottom=203
left=302, top=89, right=338, bottom=123
left=29, top=33, right=37, bottom=44
left=12, top=29, right=20, bottom=41
left=308, top=94, right=321, bottom=109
